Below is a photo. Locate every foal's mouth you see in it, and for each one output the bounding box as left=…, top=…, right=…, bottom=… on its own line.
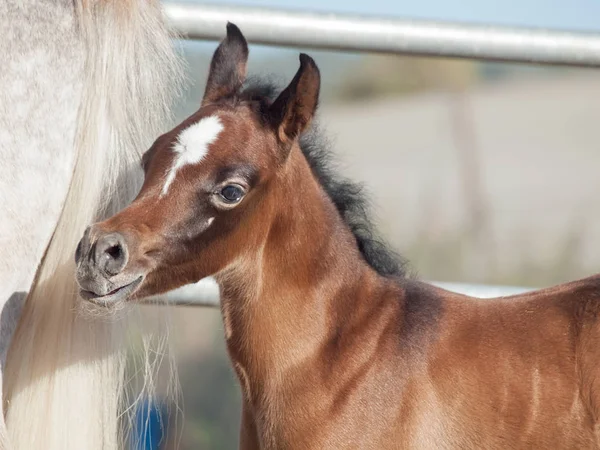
left=79, top=276, right=144, bottom=304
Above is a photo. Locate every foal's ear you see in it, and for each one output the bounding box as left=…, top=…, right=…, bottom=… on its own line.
left=269, top=53, right=320, bottom=149
left=202, top=22, right=249, bottom=106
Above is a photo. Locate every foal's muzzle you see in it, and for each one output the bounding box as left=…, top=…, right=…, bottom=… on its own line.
left=75, top=226, right=142, bottom=302
left=77, top=231, right=128, bottom=275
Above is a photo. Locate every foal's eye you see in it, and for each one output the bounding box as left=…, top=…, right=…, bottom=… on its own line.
left=219, top=184, right=245, bottom=204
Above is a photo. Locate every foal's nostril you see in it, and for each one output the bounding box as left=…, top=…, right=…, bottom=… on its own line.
left=105, top=244, right=122, bottom=260
left=94, top=233, right=129, bottom=276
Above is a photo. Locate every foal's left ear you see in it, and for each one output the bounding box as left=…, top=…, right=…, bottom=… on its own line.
left=269, top=54, right=321, bottom=151
left=202, top=22, right=249, bottom=106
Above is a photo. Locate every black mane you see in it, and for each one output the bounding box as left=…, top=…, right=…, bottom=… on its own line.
left=238, top=77, right=409, bottom=278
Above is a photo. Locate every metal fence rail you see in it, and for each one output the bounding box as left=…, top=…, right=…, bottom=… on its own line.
left=164, top=2, right=600, bottom=67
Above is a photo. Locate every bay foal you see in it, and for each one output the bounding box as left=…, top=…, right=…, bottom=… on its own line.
left=76, top=23, right=600, bottom=449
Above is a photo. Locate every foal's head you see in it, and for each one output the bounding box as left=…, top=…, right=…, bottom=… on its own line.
left=75, top=23, right=320, bottom=303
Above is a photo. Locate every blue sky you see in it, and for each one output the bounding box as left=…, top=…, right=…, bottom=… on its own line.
left=186, top=0, right=600, bottom=32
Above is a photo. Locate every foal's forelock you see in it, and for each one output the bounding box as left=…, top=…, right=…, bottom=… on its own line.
left=160, top=115, right=225, bottom=196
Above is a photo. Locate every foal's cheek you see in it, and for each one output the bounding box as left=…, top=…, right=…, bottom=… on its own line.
left=171, top=197, right=216, bottom=238
left=183, top=216, right=216, bottom=240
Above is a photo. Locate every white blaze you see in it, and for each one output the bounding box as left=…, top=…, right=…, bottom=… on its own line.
left=161, top=115, right=224, bottom=196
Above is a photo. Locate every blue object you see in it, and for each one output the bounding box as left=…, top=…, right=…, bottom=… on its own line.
left=132, top=398, right=167, bottom=450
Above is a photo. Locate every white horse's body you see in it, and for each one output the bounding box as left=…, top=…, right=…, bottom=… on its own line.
left=0, top=1, right=183, bottom=448
left=0, top=0, right=82, bottom=365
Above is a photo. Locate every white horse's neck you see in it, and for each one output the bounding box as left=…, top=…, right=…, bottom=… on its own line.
left=0, top=0, right=83, bottom=381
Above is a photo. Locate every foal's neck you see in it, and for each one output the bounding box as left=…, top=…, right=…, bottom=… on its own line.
left=217, top=142, right=396, bottom=390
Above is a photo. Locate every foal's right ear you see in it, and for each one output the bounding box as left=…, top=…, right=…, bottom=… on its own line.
left=269, top=53, right=321, bottom=149
left=202, top=22, right=249, bottom=106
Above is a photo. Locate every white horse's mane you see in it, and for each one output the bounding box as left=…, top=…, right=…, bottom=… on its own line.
left=3, top=0, right=184, bottom=448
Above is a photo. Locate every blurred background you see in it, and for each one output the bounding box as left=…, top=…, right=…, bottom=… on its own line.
left=137, top=1, right=600, bottom=448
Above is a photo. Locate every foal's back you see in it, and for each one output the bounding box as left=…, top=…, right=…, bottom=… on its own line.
left=402, top=275, right=600, bottom=448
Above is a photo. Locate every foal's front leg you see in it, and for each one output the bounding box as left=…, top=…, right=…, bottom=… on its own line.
left=239, top=399, right=261, bottom=450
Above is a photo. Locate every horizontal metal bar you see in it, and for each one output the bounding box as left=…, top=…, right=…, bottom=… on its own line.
left=143, top=278, right=220, bottom=307
left=431, top=282, right=532, bottom=298
left=142, top=278, right=534, bottom=307
left=164, top=2, right=600, bottom=67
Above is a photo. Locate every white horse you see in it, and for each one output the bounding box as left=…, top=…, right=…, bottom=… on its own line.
left=0, top=0, right=184, bottom=448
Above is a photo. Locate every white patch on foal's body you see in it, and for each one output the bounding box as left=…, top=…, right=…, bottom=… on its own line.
left=161, top=115, right=223, bottom=196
